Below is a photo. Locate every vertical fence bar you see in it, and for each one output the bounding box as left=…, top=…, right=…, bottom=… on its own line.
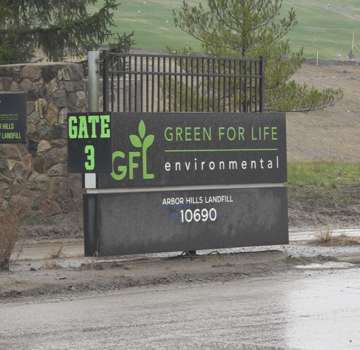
left=223, top=60, right=226, bottom=112
left=151, top=56, right=155, bottom=112
left=129, top=55, right=132, bottom=111
left=254, top=60, right=258, bottom=112
left=157, top=57, right=160, bottom=112
left=260, top=57, right=265, bottom=112
left=244, top=60, right=248, bottom=112
left=145, top=56, right=149, bottom=112
left=168, top=56, right=172, bottom=112
left=121, top=55, right=125, bottom=112
left=190, top=59, right=194, bottom=112
left=217, top=59, right=220, bottom=112
left=179, top=57, right=183, bottom=112
left=116, top=56, right=120, bottom=112
left=207, top=58, right=210, bottom=112
left=163, top=57, right=166, bottom=112
left=233, top=60, right=237, bottom=112
left=174, top=57, right=178, bottom=112
left=228, top=60, right=231, bottom=112
left=249, top=61, right=253, bottom=113
left=239, top=60, right=242, bottom=113
left=134, top=56, right=138, bottom=112
left=102, top=50, right=108, bottom=112
left=140, top=56, right=144, bottom=112
left=185, top=58, right=188, bottom=111
left=196, top=58, right=199, bottom=112
left=201, top=58, right=204, bottom=112
left=212, top=59, right=215, bottom=112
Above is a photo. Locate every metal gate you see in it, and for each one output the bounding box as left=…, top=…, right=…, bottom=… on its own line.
left=102, top=51, right=265, bottom=113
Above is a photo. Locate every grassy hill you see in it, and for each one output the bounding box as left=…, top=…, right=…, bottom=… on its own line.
left=90, top=0, right=360, bottom=60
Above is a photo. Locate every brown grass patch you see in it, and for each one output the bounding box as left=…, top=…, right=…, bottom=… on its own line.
left=48, top=240, right=66, bottom=259
left=11, top=279, right=29, bottom=285
left=43, top=262, right=63, bottom=270
left=309, top=227, right=360, bottom=246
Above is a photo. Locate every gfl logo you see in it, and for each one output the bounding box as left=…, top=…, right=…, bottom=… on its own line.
left=111, top=120, right=154, bottom=180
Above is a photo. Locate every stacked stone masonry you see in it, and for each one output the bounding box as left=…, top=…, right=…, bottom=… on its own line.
left=0, top=63, right=85, bottom=219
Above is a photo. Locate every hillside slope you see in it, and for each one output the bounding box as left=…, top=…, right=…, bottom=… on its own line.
left=287, top=60, right=360, bottom=162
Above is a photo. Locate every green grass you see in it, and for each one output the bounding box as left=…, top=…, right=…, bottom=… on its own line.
left=288, top=161, right=360, bottom=187
left=90, top=0, right=202, bottom=52
left=287, top=162, right=360, bottom=201
left=91, top=0, right=360, bottom=59
left=282, top=0, right=360, bottom=59
left=281, top=254, right=295, bottom=261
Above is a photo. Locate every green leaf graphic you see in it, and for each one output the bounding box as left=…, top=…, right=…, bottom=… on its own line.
left=130, top=135, right=142, bottom=148
left=139, top=120, right=146, bottom=139
left=143, top=135, right=154, bottom=149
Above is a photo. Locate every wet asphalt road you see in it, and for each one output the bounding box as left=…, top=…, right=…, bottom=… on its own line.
left=1, top=267, right=359, bottom=350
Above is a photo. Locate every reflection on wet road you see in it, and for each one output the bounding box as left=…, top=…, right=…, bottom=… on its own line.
left=1, top=268, right=359, bottom=349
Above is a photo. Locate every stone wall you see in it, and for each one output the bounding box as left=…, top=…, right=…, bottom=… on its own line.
left=0, top=63, right=86, bottom=220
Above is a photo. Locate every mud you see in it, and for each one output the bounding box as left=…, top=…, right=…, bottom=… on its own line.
left=18, top=213, right=84, bottom=241
left=1, top=237, right=360, bottom=304
left=0, top=250, right=355, bottom=303
left=288, top=188, right=360, bottom=229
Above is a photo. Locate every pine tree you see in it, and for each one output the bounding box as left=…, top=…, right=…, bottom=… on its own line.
left=0, top=0, right=133, bottom=64
left=171, top=0, right=343, bottom=112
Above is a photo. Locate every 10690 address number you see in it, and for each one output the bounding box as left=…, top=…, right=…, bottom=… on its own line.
left=180, top=208, right=217, bottom=223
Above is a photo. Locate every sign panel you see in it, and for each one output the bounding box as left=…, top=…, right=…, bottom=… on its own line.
left=0, top=93, right=26, bottom=143
left=84, top=187, right=288, bottom=256
left=97, top=112, right=286, bottom=188
left=67, top=113, right=113, bottom=173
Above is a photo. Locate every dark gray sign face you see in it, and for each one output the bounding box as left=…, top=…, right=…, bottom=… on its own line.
left=0, top=93, right=26, bottom=143
left=67, top=113, right=113, bottom=173
left=84, top=187, right=288, bottom=256
left=97, top=112, right=286, bottom=188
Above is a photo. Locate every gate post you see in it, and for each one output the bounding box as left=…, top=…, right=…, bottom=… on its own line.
left=88, top=51, right=100, bottom=112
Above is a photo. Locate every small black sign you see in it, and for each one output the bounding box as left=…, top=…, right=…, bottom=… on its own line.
left=0, top=93, right=26, bottom=143
left=67, top=113, right=112, bottom=173
left=97, top=112, right=287, bottom=187
left=84, top=186, right=288, bottom=256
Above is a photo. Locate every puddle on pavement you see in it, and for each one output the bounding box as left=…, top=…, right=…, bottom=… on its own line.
left=295, top=261, right=355, bottom=269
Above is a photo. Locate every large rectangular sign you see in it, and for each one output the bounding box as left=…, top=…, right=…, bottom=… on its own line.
left=0, top=93, right=26, bottom=143
left=84, top=186, right=288, bottom=256
left=97, top=112, right=286, bottom=188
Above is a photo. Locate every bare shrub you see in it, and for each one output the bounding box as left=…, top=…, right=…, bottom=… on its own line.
left=0, top=210, right=19, bottom=270
left=309, top=226, right=360, bottom=246
left=0, top=199, right=27, bottom=270
left=48, top=240, right=66, bottom=259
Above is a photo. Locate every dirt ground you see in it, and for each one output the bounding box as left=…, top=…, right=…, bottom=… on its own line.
left=1, top=242, right=360, bottom=303
left=287, top=59, right=360, bottom=229
left=1, top=58, right=360, bottom=302
left=287, top=59, right=360, bottom=163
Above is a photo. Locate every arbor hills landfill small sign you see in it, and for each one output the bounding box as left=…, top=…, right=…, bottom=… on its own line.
left=0, top=93, right=26, bottom=143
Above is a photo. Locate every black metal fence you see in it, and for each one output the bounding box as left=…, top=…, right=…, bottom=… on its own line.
left=102, top=51, right=265, bottom=113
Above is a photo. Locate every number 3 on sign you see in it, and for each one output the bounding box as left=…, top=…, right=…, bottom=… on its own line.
left=85, top=145, right=95, bottom=171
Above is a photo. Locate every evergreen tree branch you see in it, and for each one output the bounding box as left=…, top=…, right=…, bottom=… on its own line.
left=265, top=81, right=344, bottom=113
left=170, top=0, right=343, bottom=113
left=0, top=0, right=128, bottom=63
